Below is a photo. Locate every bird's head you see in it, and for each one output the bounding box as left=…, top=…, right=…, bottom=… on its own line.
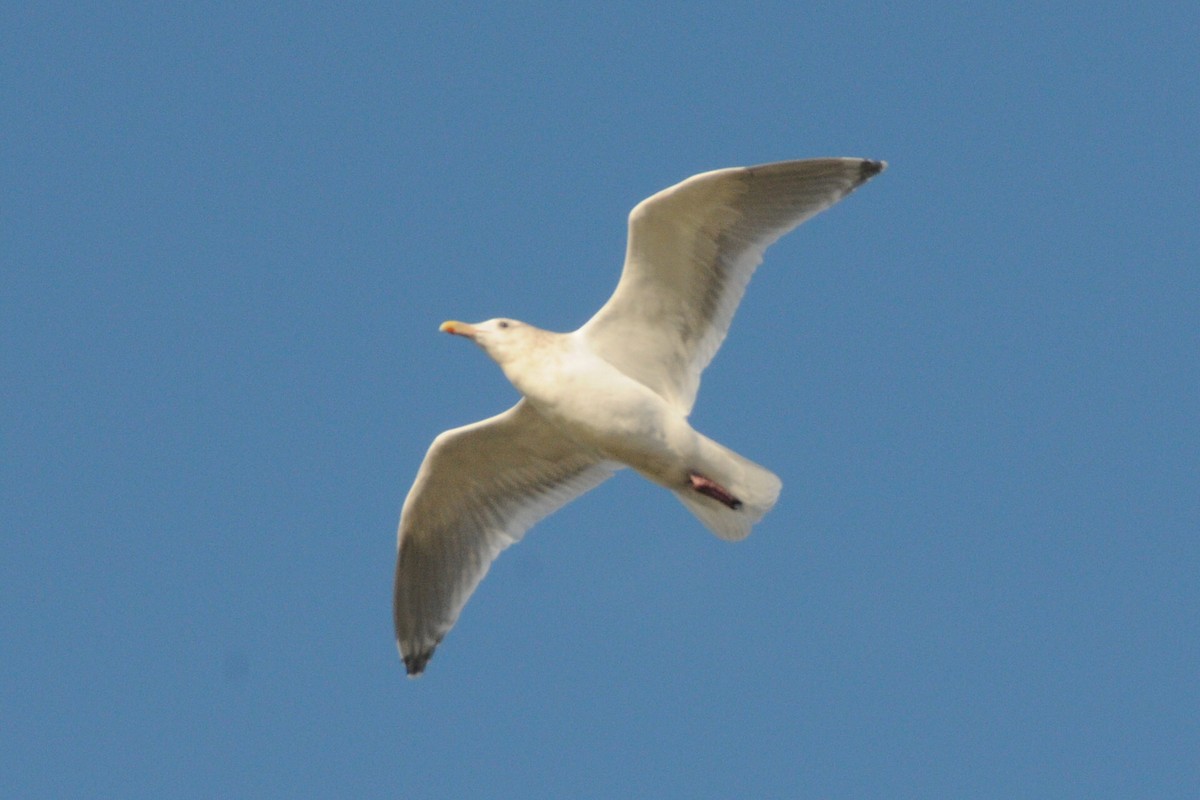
left=440, top=318, right=543, bottom=365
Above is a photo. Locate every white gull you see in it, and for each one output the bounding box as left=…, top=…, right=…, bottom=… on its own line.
left=394, top=158, right=886, bottom=675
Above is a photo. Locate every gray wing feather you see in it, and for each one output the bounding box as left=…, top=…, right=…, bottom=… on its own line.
left=580, top=158, right=885, bottom=412
left=393, top=399, right=615, bottom=675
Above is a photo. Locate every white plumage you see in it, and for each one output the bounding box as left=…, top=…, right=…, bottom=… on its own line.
left=394, top=158, right=886, bottom=675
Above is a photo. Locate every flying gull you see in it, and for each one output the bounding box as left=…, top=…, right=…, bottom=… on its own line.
left=394, top=157, right=886, bottom=675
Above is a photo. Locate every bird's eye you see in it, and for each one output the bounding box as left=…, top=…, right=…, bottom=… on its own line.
left=498, top=321, right=510, bottom=329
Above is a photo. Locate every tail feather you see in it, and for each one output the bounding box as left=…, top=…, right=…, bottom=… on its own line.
left=673, top=435, right=781, bottom=541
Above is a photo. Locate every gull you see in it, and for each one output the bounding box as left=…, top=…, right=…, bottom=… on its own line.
left=394, top=158, right=886, bottom=675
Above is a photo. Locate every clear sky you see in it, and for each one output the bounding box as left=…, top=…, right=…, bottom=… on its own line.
left=4, top=3, right=1197, bottom=797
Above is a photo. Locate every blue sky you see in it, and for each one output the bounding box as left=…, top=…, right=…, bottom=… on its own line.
left=3, top=3, right=1197, bottom=797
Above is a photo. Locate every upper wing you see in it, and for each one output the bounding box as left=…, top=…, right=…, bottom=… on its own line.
left=579, top=158, right=886, bottom=412
left=393, top=399, right=616, bottom=675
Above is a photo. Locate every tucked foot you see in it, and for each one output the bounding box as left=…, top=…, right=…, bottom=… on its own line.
left=688, top=472, right=743, bottom=510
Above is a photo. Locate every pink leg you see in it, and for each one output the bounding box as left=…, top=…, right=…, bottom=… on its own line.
left=688, top=472, right=743, bottom=510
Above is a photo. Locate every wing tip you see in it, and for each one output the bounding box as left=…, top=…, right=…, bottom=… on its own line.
left=403, top=648, right=435, bottom=677
left=859, top=159, right=887, bottom=181
left=397, top=631, right=440, bottom=677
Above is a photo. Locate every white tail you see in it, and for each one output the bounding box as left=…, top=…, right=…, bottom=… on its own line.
left=672, top=434, right=782, bottom=541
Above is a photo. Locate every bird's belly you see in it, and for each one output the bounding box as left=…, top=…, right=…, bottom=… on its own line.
left=520, top=362, right=694, bottom=482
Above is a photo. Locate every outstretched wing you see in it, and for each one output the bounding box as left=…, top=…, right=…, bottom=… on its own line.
left=580, top=158, right=886, bottom=412
left=394, top=399, right=616, bottom=675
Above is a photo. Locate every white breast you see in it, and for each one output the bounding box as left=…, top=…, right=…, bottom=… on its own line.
left=505, top=339, right=697, bottom=481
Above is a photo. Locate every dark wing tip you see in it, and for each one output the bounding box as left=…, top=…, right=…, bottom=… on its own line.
left=403, top=648, right=434, bottom=677
left=859, top=159, right=887, bottom=181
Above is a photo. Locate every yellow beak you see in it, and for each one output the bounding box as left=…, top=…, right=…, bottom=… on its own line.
left=440, top=320, right=477, bottom=338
